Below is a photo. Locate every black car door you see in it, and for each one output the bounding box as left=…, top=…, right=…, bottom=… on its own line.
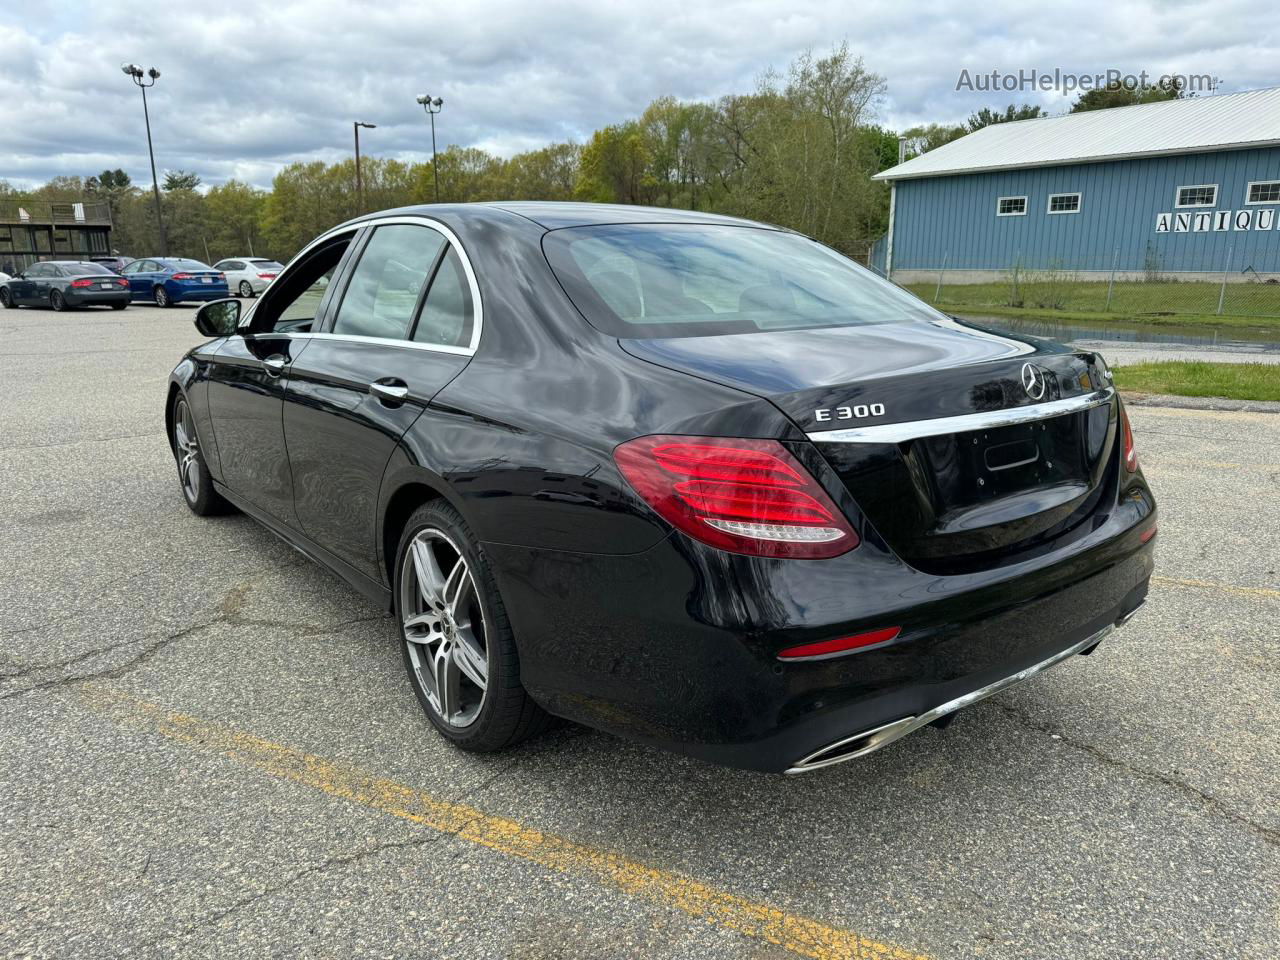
left=10, top=263, right=40, bottom=304
left=282, top=219, right=478, bottom=581
left=204, top=230, right=360, bottom=525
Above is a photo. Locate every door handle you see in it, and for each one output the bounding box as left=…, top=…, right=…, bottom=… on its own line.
left=370, top=378, right=410, bottom=405
left=263, top=354, right=287, bottom=377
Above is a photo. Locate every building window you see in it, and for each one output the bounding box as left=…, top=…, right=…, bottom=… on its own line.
left=1246, top=181, right=1280, bottom=204
left=997, top=196, right=1027, bottom=217
left=1047, top=192, right=1082, bottom=214
left=1175, top=184, right=1217, bottom=208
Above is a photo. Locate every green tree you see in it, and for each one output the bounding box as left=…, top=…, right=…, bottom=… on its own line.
left=498, top=142, right=582, bottom=200
left=898, top=123, right=966, bottom=159
left=966, top=103, right=1042, bottom=131
left=204, top=180, right=266, bottom=260
left=577, top=122, right=652, bottom=204
left=1071, top=77, right=1183, bottom=112
left=163, top=170, right=202, bottom=191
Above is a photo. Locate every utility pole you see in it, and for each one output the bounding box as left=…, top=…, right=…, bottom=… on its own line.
left=416, top=94, right=444, bottom=202
left=122, top=63, right=168, bottom=256
left=353, top=121, right=377, bottom=212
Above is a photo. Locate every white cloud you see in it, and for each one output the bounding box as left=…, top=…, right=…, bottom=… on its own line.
left=0, top=0, right=1270, bottom=189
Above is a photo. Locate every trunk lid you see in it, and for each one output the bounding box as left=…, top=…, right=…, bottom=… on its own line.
left=621, top=319, right=1118, bottom=573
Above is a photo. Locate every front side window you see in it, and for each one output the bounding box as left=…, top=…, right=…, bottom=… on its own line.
left=997, top=196, right=1027, bottom=216
left=543, top=223, right=945, bottom=339
left=413, top=247, right=473, bottom=348
left=251, top=233, right=354, bottom=334
left=1247, top=181, right=1280, bottom=204
left=1176, top=184, right=1217, bottom=207
left=333, top=224, right=445, bottom=341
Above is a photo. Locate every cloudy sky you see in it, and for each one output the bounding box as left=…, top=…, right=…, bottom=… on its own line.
left=0, top=0, right=1272, bottom=191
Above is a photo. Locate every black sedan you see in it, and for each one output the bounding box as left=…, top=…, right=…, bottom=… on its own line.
left=165, top=203, right=1157, bottom=773
left=1, top=260, right=131, bottom=311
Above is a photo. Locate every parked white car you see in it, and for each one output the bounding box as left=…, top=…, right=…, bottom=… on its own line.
left=212, top=257, right=284, bottom=298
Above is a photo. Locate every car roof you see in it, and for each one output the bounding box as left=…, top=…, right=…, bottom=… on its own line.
left=338, top=201, right=783, bottom=233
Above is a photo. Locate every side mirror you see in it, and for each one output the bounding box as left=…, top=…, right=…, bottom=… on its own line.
left=194, top=298, right=242, bottom=338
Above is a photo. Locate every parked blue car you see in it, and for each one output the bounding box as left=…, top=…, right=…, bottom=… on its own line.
left=120, top=258, right=229, bottom=307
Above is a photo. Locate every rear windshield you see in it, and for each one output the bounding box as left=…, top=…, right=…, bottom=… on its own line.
left=167, top=259, right=213, bottom=271
left=67, top=262, right=114, bottom=275
left=249, top=260, right=284, bottom=270
left=543, top=223, right=942, bottom=339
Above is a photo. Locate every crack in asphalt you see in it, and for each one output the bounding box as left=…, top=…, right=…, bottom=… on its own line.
left=0, top=581, right=388, bottom=700
left=0, top=430, right=165, bottom=452
left=136, top=834, right=441, bottom=949
left=992, top=701, right=1280, bottom=850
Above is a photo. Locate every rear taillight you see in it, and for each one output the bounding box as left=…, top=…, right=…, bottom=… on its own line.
left=70, top=278, right=94, bottom=287
left=171, top=272, right=191, bottom=280
left=613, top=435, right=859, bottom=559
left=118, top=278, right=128, bottom=286
left=257, top=273, right=276, bottom=280
left=218, top=273, right=227, bottom=282
left=1121, top=404, right=1138, bottom=472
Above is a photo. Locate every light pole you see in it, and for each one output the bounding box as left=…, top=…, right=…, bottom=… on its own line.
left=353, top=121, right=376, bottom=212
left=415, top=94, right=443, bottom=202
left=121, top=63, right=168, bottom=256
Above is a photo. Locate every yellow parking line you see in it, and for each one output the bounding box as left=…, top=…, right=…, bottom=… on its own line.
left=1153, top=575, right=1280, bottom=601
left=81, top=684, right=929, bottom=960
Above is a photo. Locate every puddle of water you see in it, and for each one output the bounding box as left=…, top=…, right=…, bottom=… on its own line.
left=957, top=313, right=1280, bottom=352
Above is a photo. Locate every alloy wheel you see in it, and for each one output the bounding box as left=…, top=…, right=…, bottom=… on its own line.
left=50, top=290, right=65, bottom=311
left=154, top=286, right=169, bottom=307
left=400, top=528, right=489, bottom=728
left=239, top=281, right=253, bottom=298
left=173, top=398, right=200, bottom=502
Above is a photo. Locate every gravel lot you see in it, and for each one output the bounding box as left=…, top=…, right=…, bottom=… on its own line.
left=2, top=302, right=1277, bottom=960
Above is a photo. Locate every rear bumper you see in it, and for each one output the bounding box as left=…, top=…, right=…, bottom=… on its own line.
left=64, top=289, right=130, bottom=306
left=170, top=285, right=229, bottom=303
left=486, top=493, right=1156, bottom=773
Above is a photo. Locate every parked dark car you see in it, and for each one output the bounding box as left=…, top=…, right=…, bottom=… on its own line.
left=122, top=257, right=229, bottom=307
left=0, top=260, right=130, bottom=311
left=165, top=203, right=1157, bottom=773
left=90, top=255, right=135, bottom=274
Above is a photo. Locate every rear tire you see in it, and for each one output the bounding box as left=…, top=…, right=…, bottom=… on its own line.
left=110, top=301, right=127, bottom=311
left=154, top=285, right=171, bottom=308
left=50, top=289, right=67, bottom=312
left=239, top=280, right=254, bottom=298
left=0, top=288, right=13, bottom=309
left=394, top=500, right=551, bottom=752
left=171, top=395, right=230, bottom=516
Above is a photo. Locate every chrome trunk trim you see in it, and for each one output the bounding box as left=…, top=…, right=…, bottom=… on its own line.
left=807, top=387, right=1115, bottom=444
left=785, top=623, right=1116, bottom=774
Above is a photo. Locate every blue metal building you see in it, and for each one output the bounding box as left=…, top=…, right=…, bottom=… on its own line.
left=873, top=87, right=1280, bottom=282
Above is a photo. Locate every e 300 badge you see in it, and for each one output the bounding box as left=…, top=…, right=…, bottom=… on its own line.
left=813, top=403, right=886, bottom=423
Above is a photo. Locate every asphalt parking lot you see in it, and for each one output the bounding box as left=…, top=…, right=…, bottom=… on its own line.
left=2, top=303, right=1277, bottom=960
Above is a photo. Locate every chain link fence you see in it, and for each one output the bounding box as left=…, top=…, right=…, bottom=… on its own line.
left=882, top=247, right=1280, bottom=320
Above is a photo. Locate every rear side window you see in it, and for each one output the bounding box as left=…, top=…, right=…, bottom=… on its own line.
left=543, top=223, right=942, bottom=339
left=333, top=224, right=445, bottom=341
left=412, top=247, right=473, bottom=348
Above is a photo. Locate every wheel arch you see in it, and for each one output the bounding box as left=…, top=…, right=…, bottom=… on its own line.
left=380, top=476, right=452, bottom=587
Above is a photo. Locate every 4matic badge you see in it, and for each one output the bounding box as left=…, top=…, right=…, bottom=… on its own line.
left=813, top=402, right=886, bottom=423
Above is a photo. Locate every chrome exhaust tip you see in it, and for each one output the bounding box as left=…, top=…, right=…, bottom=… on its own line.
left=784, top=623, right=1115, bottom=774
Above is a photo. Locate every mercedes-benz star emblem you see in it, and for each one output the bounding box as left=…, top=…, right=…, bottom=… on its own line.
left=1021, top=363, right=1047, bottom=400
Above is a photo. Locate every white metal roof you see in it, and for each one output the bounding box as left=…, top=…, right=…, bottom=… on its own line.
left=874, top=87, right=1280, bottom=181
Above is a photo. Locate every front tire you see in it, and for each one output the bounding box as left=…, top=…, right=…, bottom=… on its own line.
left=154, top=285, right=171, bottom=308
left=50, top=289, right=67, bottom=311
left=394, top=501, right=550, bottom=751
left=239, top=280, right=254, bottom=298
left=0, top=288, right=14, bottom=309
left=171, top=395, right=229, bottom=515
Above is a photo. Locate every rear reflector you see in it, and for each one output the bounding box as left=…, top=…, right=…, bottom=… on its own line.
left=1140, top=524, right=1158, bottom=543
left=778, top=626, right=902, bottom=660
left=614, top=435, right=858, bottom=559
